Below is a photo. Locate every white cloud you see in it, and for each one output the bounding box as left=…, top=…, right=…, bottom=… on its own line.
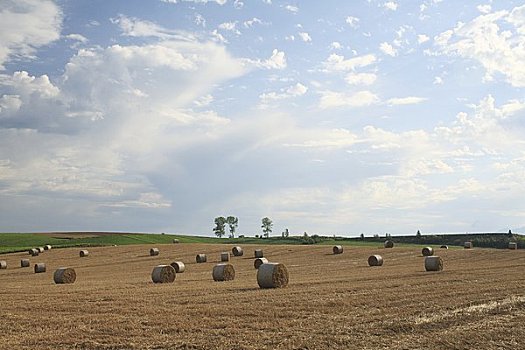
left=383, top=1, right=398, bottom=11
left=285, top=5, right=299, bottom=13
left=322, top=53, right=377, bottom=72
left=0, top=0, right=62, bottom=69
left=330, top=42, right=342, bottom=50
left=417, top=34, right=430, bottom=44
left=0, top=94, right=22, bottom=114
left=247, top=49, right=287, bottom=69
left=319, top=90, right=379, bottom=109
left=477, top=4, right=492, bottom=14
left=218, top=21, right=240, bottom=35
left=434, top=5, right=525, bottom=87
left=243, top=17, right=265, bottom=28
left=259, top=83, right=308, bottom=107
left=345, top=16, right=360, bottom=29
left=65, top=34, right=88, bottom=43
left=113, top=15, right=185, bottom=39
left=298, top=32, right=312, bottom=42
left=379, top=42, right=397, bottom=56
left=345, top=72, right=377, bottom=86
left=433, top=76, right=444, bottom=85
left=387, top=96, right=427, bottom=105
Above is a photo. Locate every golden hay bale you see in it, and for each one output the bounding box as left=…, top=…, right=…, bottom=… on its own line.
left=464, top=241, right=473, bottom=249
left=368, top=255, right=383, bottom=266
left=37, top=247, right=44, bottom=253
left=508, top=242, right=518, bottom=250
left=422, top=247, right=434, bottom=256
left=79, top=250, right=89, bottom=257
left=257, top=262, right=289, bottom=289
left=440, top=245, right=449, bottom=249
left=425, top=256, right=443, bottom=271
left=21, top=259, right=30, bottom=268
left=0, top=261, right=7, bottom=269
left=212, top=263, right=235, bottom=282
left=332, top=245, right=343, bottom=254
left=254, top=257, right=269, bottom=269
left=34, top=263, right=46, bottom=273
left=150, top=248, right=160, bottom=256
left=254, top=249, right=264, bottom=258
left=44, top=245, right=52, bottom=250
left=220, top=252, right=230, bottom=262
left=196, top=253, right=207, bottom=263
left=29, top=248, right=39, bottom=256
left=53, top=267, right=76, bottom=284
left=172, top=239, right=180, bottom=244
left=170, top=261, right=185, bottom=273
left=232, top=246, right=244, bottom=257
left=151, top=265, right=176, bottom=283
left=384, top=240, right=394, bottom=248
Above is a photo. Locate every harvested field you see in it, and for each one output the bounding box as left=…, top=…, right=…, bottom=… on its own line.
left=0, top=243, right=524, bottom=349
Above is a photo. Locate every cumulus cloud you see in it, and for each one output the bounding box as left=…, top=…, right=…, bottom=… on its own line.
left=383, top=1, right=398, bottom=11
left=0, top=0, right=62, bottom=69
left=434, top=5, right=525, bottom=87
left=298, top=32, right=312, bottom=42
left=379, top=42, right=397, bottom=56
left=345, top=16, right=360, bottom=29
left=246, top=49, right=287, bottom=69
left=322, top=53, right=376, bottom=72
left=319, top=90, right=379, bottom=109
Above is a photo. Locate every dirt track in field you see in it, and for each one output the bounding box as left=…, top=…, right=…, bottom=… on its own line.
left=1, top=243, right=524, bottom=349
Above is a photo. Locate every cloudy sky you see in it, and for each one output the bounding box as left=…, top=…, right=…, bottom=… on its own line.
left=1, top=0, right=525, bottom=236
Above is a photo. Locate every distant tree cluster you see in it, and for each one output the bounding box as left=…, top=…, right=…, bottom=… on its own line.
left=213, top=216, right=239, bottom=238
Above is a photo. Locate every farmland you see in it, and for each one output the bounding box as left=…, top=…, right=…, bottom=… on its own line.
left=1, top=242, right=524, bottom=349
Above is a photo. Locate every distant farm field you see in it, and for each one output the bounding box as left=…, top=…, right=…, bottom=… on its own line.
left=1, top=243, right=524, bottom=349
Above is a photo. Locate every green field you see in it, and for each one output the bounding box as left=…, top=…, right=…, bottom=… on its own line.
left=1, top=231, right=522, bottom=254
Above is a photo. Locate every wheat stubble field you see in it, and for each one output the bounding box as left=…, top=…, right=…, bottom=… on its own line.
left=1, top=243, right=524, bottom=350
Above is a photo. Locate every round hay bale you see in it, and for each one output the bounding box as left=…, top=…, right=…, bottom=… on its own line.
left=151, top=265, right=176, bottom=283
left=21, top=259, right=30, bottom=268
left=30, top=248, right=39, bottom=256
left=170, top=261, right=185, bottom=273
left=220, top=252, right=230, bottom=262
left=332, top=245, right=343, bottom=254
left=212, top=263, right=235, bottom=282
left=508, top=242, right=518, bottom=250
left=368, top=255, right=383, bottom=266
left=257, top=262, right=289, bottom=289
left=196, top=253, right=207, bottom=263
left=150, top=248, right=160, bottom=256
left=424, top=256, right=443, bottom=271
left=232, top=246, right=243, bottom=257
left=254, top=257, right=269, bottom=269
left=440, top=245, right=449, bottom=249
left=79, top=250, right=89, bottom=257
left=44, top=245, right=52, bottom=250
left=172, top=239, right=180, bottom=244
left=53, top=267, right=76, bottom=284
left=0, top=261, right=7, bottom=269
left=37, top=247, right=44, bottom=253
left=254, top=249, right=264, bottom=258
left=464, top=241, right=473, bottom=249
left=384, top=240, right=394, bottom=248
left=422, top=247, right=434, bottom=256
left=34, top=263, right=46, bottom=273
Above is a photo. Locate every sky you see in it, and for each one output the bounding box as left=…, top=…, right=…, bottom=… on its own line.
left=1, top=0, right=525, bottom=236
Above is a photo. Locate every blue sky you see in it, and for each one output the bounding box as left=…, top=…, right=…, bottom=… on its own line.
left=1, top=0, right=525, bottom=236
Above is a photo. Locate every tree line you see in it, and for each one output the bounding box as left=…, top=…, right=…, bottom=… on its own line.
left=213, top=216, right=274, bottom=238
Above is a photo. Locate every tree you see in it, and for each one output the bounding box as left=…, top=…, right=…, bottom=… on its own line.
left=416, top=230, right=422, bottom=239
left=281, top=228, right=289, bottom=238
left=213, top=216, right=227, bottom=238
left=261, top=217, right=273, bottom=238
left=226, top=216, right=239, bottom=238
left=360, top=233, right=364, bottom=240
